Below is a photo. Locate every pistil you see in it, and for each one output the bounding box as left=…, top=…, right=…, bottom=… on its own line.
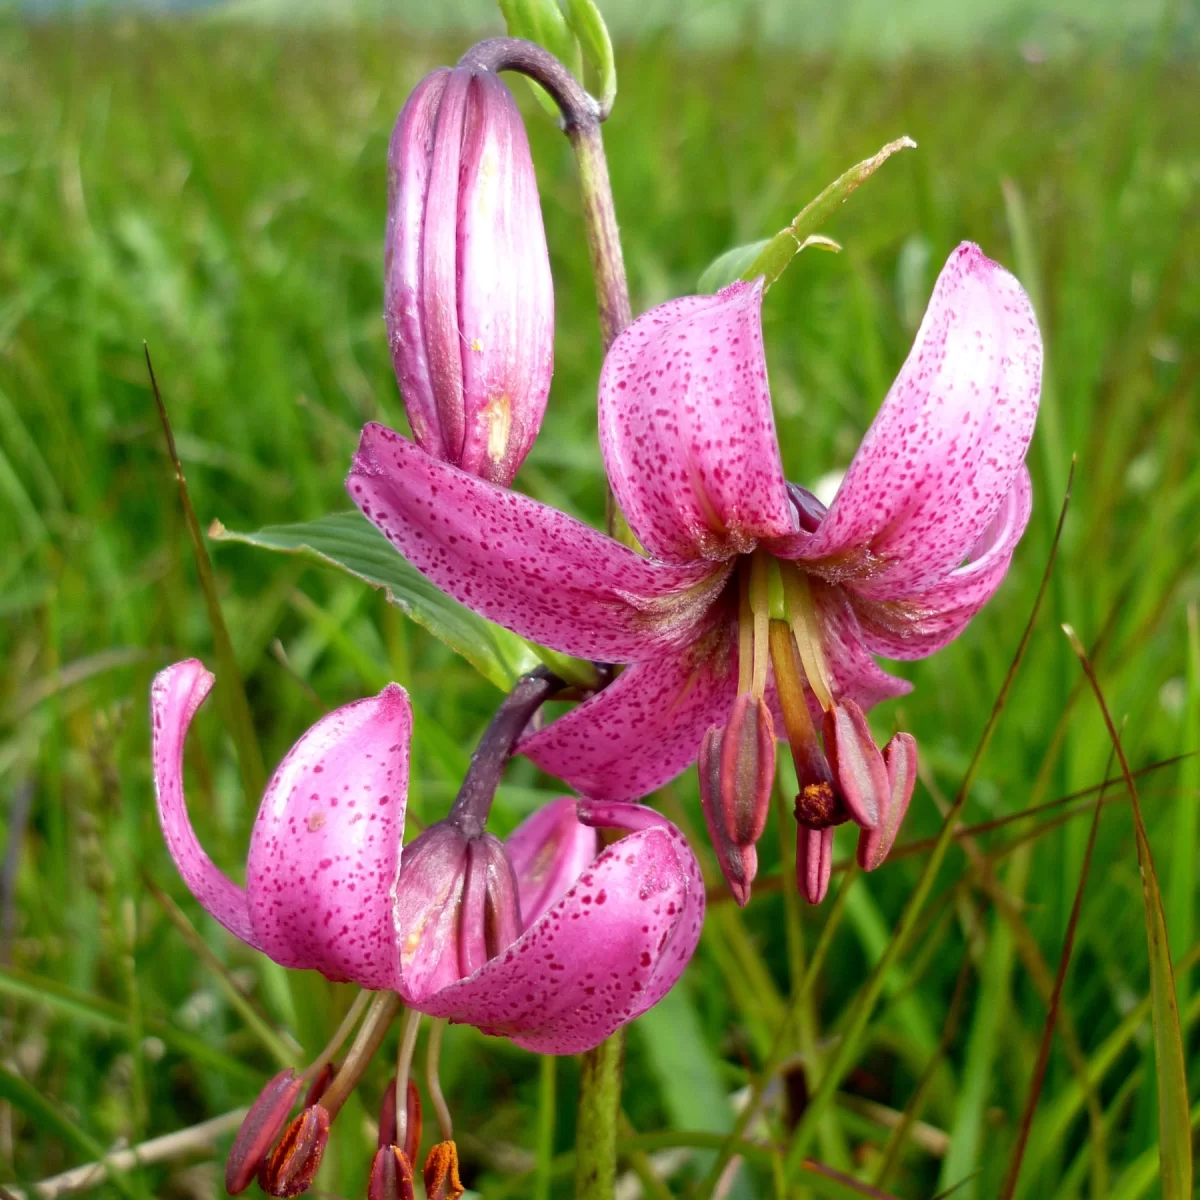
left=767, top=620, right=842, bottom=829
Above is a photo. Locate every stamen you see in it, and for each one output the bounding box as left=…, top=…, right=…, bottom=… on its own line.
left=299, top=988, right=372, bottom=1085
left=425, top=1019, right=454, bottom=1142
left=748, top=552, right=772, bottom=699
left=779, top=562, right=834, bottom=712
left=319, top=991, right=403, bottom=1119
left=737, top=567, right=753, bottom=695
left=394, top=1007, right=423, bottom=1153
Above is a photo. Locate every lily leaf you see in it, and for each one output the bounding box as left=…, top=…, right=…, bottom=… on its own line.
left=699, top=136, right=915, bottom=294
left=210, top=511, right=541, bottom=692
left=498, top=0, right=584, bottom=119
left=561, top=0, right=617, bottom=116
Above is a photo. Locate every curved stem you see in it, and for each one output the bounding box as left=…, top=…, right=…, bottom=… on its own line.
left=457, top=37, right=632, bottom=352
left=448, top=666, right=565, bottom=835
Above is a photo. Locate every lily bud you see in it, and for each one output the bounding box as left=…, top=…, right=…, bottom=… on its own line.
left=697, top=695, right=775, bottom=906
left=258, top=1105, right=330, bottom=1198
left=225, top=1069, right=304, bottom=1195
left=393, top=820, right=523, bottom=1003
left=386, top=64, right=554, bottom=486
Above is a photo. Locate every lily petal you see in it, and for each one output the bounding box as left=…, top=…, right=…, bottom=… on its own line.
left=519, top=637, right=737, bottom=801
left=385, top=67, right=453, bottom=462
left=246, top=683, right=412, bottom=990
left=775, top=243, right=1041, bottom=597
left=349, top=423, right=727, bottom=662
left=851, top=465, right=1032, bottom=660
left=599, top=281, right=794, bottom=564
left=505, top=797, right=599, bottom=926
left=811, top=581, right=914, bottom=708
left=150, top=660, right=261, bottom=950
left=408, top=802, right=704, bottom=1055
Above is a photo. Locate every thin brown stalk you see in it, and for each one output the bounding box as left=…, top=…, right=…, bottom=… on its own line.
left=998, top=745, right=1116, bottom=1200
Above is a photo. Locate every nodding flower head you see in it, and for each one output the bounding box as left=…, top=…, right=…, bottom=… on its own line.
left=151, top=659, right=411, bottom=990
left=349, top=242, right=1042, bottom=904
left=385, top=63, right=554, bottom=486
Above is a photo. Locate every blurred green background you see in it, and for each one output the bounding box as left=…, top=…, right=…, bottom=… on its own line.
left=1, top=0, right=1198, bottom=1197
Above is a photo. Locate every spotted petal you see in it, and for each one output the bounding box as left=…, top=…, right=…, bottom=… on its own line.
left=505, top=797, right=599, bottom=926
left=851, top=466, right=1032, bottom=660
left=407, top=802, right=704, bottom=1055
left=246, top=683, right=412, bottom=990
left=599, top=281, right=794, bottom=564
left=520, top=636, right=738, bottom=801
left=349, top=423, right=727, bottom=662
left=775, top=243, right=1041, bottom=599
left=150, top=660, right=261, bottom=951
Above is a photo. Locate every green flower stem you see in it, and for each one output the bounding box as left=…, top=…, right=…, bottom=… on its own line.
left=458, top=47, right=636, bottom=1181
left=574, top=1029, right=625, bottom=1200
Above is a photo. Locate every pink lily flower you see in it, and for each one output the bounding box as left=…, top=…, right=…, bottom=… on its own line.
left=348, top=243, right=1042, bottom=903
left=151, top=661, right=703, bottom=1052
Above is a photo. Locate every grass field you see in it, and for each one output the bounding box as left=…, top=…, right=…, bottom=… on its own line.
left=1, top=6, right=1198, bottom=1198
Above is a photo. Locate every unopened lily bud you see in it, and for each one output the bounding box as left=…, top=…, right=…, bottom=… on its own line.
left=258, top=1105, right=330, bottom=1198
left=368, top=1146, right=417, bottom=1200
left=386, top=64, right=554, bottom=486
left=225, top=1069, right=304, bottom=1195
left=698, top=695, right=775, bottom=906
left=423, top=1140, right=466, bottom=1200
left=393, top=820, right=523, bottom=1002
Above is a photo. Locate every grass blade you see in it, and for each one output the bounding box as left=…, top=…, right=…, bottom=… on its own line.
left=781, top=461, right=1074, bottom=1181
left=0, top=1067, right=144, bottom=1200
left=998, top=746, right=1115, bottom=1199
left=1062, top=625, right=1193, bottom=1199
left=146, top=346, right=265, bottom=801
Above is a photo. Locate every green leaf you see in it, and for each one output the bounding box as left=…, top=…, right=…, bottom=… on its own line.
left=561, top=0, right=617, bottom=115
left=697, top=240, right=768, bottom=293
left=1061, top=624, right=1194, bottom=1200
left=211, top=511, right=539, bottom=692
left=498, top=0, right=583, bottom=118
left=739, top=137, right=916, bottom=291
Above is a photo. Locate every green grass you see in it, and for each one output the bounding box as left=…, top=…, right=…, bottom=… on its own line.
left=1, top=9, right=1198, bottom=1198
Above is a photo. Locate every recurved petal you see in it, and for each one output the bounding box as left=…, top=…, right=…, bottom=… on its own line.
left=246, top=684, right=412, bottom=990
left=811, top=581, right=913, bottom=709
left=505, top=798, right=599, bottom=926
left=776, top=243, right=1041, bottom=596
left=349, top=423, right=726, bottom=662
left=408, top=802, right=704, bottom=1054
left=150, top=660, right=260, bottom=951
left=851, top=466, right=1033, bottom=661
left=518, top=636, right=738, bottom=801
left=599, top=281, right=794, bottom=564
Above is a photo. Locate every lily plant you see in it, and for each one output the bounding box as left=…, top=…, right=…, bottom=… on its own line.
left=349, top=242, right=1042, bottom=903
